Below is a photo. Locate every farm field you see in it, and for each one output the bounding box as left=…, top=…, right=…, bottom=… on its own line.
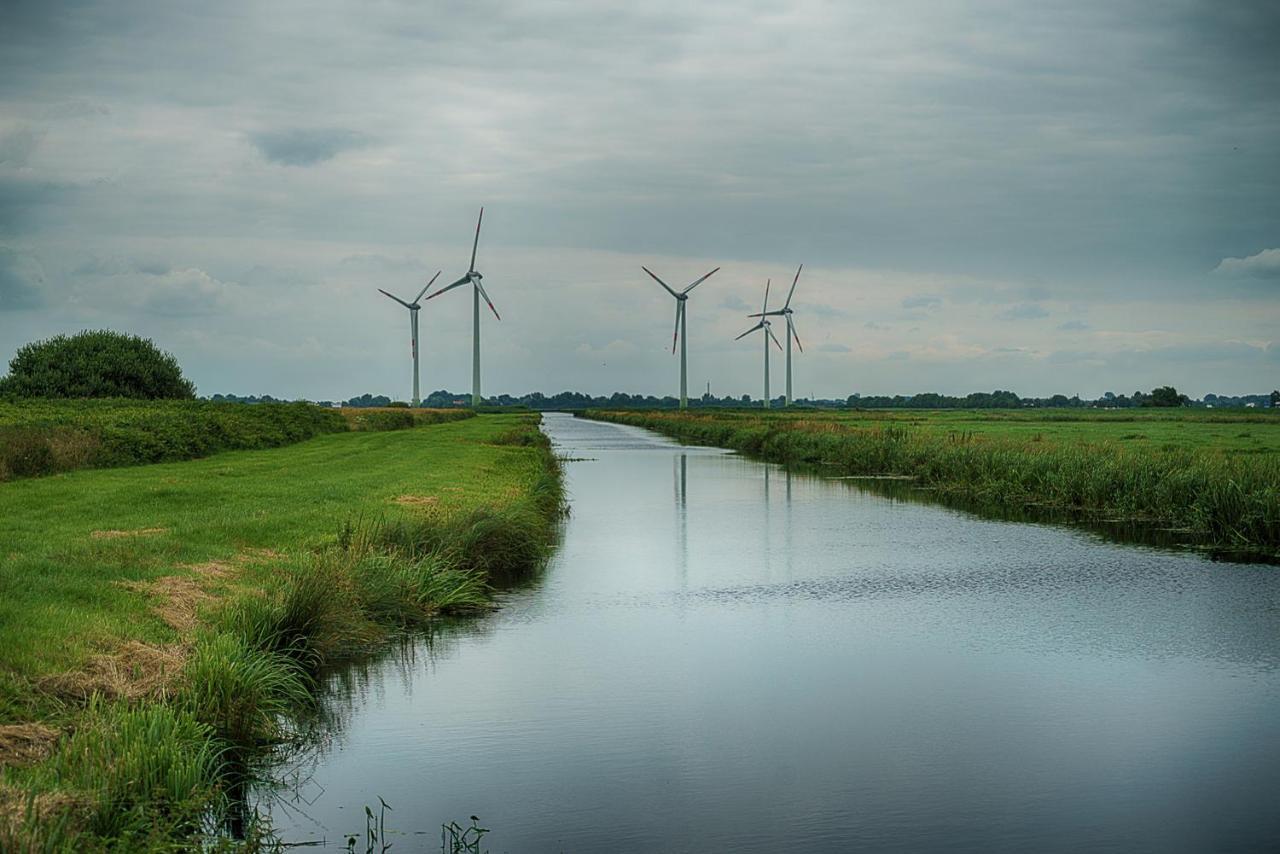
left=584, top=408, right=1280, bottom=556
left=0, top=413, right=561, bottom=849
left=649, top=406, right=1280, bottom=454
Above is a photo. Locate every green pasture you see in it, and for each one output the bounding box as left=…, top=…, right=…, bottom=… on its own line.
left=0, top=414, right=546, bottom=707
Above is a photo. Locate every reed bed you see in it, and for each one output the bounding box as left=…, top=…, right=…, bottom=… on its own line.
left=585, top=410, right=1280, bottom=556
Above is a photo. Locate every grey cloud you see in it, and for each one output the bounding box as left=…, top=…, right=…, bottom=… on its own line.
left=1214, top=247, right=1280, bottom=279
left=864, top=320, right=889, bottom=330
left=1056, top=319, right=1090, bottom=331
left=817, top=342, right=851, bottom=353
left=999, top=303, right=1050, bottom=321
left=0, top=128, right=41, bottom=166
left=250, top=128, right=371, bottom=166
left=719, top=294, right=750, bottom=311
left=0, top=247, right=44, bottom=310
left=1, top=0, right=1278, bottom=398
left=74, top=255, right=171, bottom=277
left=797, top=301, right=850, bottom=319
left=135, top=268, right=232, bottom=316
left=337, top=254, right=427, bottom=273
left=902, top=295, right=942, bottom=310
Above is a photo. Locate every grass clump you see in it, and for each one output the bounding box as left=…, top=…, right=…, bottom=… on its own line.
left=176, top=633, right=312, bottom=749
left=4, top=700, right=222, bottom=848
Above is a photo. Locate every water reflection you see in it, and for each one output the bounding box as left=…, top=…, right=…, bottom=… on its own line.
left=258, top=413, right=1280, bottom=853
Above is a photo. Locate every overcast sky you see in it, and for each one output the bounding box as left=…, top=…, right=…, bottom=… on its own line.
left=1, top=0, right=1277, bottom=400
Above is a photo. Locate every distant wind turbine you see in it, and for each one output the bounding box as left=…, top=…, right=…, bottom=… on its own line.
left=425, top=208, right=500, bottom=407
left=749, top=264, right=804, bottom=405
left=642, top=265, right=720, bottom=409
left=377, top=271, right=440, bottom=407
left=736, top=279, right=784, bottom=408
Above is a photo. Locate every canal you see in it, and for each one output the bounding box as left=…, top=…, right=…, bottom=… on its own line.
left=263, top=413, right=1280, bottom=852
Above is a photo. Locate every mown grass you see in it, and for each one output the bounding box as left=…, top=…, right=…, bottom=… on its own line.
left=584, top=408, right=1280, bottom=557
left=0, top=414, right=563, bottom=851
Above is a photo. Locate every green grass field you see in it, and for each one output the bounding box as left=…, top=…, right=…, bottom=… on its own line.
left=584, top=408, right=1280, bottom=556
left=0, top=413, right=561, bottom=849
left=658, top=407, right=1280, bottom=453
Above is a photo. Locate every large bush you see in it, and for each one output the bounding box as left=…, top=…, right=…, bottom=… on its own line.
left=0, top=330, right=196, bottom=399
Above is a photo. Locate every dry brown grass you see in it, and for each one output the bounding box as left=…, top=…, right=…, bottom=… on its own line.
left=37, top=555, right=256, bottom=701
left=0, top=783, right=84, bottom=845
left=36, top=641, right=186, bottom=703
left=394, top=494, right=439, bottom=507
left=89, top=527, right=168, bottom=540
left=0, top=725, right=59, bottom=769
left=118, top=562, right=232, bottom=634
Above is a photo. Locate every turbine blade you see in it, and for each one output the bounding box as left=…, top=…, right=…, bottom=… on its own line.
left=681, top=266, right=720, bottom=295
left=748, top=310, right=786, bottom=318
left=642, top=266, right=680, bottom=299
left=784, top=264, right=802, bottom=309
left=768, top=324, right=784, bottom=351
left=789, top=316, right=804, bottom=353
left=762, top=279, right=771, bottom=314
left=424, top=276, right=471, bottom=300
left=735, top=321, right=764, bottom=341
left=475, top=280, right=501, bottom=320
left=414, top=271, right=441, bottom=304
left=470, top=207, right=483, bottom=273
left=671, top=301, right=683, bottom=353
left=378, top=288, right=412, bottom=309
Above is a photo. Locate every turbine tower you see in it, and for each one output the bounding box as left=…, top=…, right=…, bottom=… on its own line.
left=377, top=271, right=440, bottom=407
left=641, top=265, right=720, bottom=409
left=735, top=279, right=784, bottom=408
left=749, top=264, right=804, bottom=405
left=425, top=208, right=500, bottom=407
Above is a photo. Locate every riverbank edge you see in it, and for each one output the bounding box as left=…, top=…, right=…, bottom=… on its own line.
left=580, top=409, right=1280, bottom=559
left=0, top=415, right=565, bottom=851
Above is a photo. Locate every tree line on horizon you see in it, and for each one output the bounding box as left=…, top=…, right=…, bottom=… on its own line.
left=210, top=386, right=1280, bottom=411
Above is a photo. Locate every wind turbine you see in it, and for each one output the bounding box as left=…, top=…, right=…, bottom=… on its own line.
left=425, top=208, right=500, bottom=407
left=377, top=271, right=440, bottom=407
left=735, top=279, right=784, bottom=408
left=641, top=265, right=720, bottom=409
left=749, top=264, right=804, bottom=405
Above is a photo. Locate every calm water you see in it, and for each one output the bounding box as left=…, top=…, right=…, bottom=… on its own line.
left=262, top=413, right=1280, bottom=852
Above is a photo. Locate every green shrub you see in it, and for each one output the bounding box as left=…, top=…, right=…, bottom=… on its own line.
left=0, top=427, right=56, bottom=477
left=0, top=330, right=196, bottom=400
left=0, top=400, right=347, bottom=481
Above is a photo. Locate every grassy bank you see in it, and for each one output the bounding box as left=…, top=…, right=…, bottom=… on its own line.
left=0, top=414, right=562, bottom=850
left=584, top=409, right=1280, bottom=556
left=0, top=400, right=477, bottom=482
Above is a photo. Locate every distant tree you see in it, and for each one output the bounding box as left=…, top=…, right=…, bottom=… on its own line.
left=344, top=393, right=393, bottom=408
left=0, top=330, right=195, bottom=399
left=1147, top=386, right=1188, bottom=407
left=1271, top=390, right=1279, bottom=408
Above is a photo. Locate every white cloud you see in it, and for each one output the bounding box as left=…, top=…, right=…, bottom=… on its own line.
left=1213, top=248, right=1280, bottom=279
